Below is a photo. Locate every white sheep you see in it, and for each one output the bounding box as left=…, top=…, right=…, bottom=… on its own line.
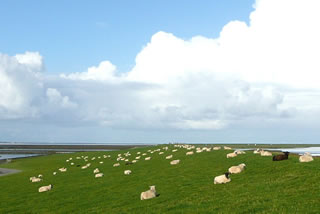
left=53, top=172, right=57, bottom=175
left=214, top=172, right=231, bottom=184
left=224, top=146, right=232, bottom=150
left=140, top=186, right=157, bottom=200
left=31, top=177, right=42, bottom=183
left=228, top=163, right=246, bottom=174
left=170, top=160, right=180, bottom=165
left=38, top=184, right=52, bottom=193
left=38, top=174, right=43, bottom=178
left=99, top=161, right=104, bottom=164
left=299, top=152, right=314, bottom=162
left=142, top=153, right=147, bottom=156
left=124, top=170, right=132, bottom=175
left=132, top=160, right=138, bottom=163
left=166, top=155, right=173, bottom=159
left=227, top=152, right=237, bottom=158
left=260, top=150, right=272, bottom=156
left=172, top=149, right=178, bottom=152
left=145, top=157, right=151, bottom=161
left=113, top=163, right=120, bottom=167
left=159, top=152, right=164, bottom=155
left=59, top=167, right=67, bottom=172
left=93, top=168, right=100, bottom=174
left=253, top=149, right=261, bottom=154
left=136, top=156, right=141, bottom=160
left=95, top=173, right=104, bottom=178
left=186, top=151, right=194, bottom=155
left=213, top=147, right=221, bottom=150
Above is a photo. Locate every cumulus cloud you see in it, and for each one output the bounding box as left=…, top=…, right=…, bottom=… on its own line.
left=1, top=0, right=320, bottom=134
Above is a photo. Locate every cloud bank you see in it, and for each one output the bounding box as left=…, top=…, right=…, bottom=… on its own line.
left=1, top=0, right=320, bottom=137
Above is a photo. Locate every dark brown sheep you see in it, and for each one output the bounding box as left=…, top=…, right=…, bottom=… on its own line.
left=273, top=152, right=289, bottom=161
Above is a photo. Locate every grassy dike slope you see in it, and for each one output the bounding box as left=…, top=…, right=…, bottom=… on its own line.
left=0, top=145, right=319, bottom=213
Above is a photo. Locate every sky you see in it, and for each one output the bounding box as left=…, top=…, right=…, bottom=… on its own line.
left=1, top=0, right=320, bottom=144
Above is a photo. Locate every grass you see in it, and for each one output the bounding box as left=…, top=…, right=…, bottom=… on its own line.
left=0, top=145, right=319, bottom=213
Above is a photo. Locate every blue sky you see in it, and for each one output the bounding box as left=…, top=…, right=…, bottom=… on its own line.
left=1, top=0, right=254, bottom=74
left=1, top=0, right=320, bottom=144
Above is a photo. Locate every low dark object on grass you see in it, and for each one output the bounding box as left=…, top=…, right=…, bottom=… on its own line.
left=273, top=152, right=289, bottom=161
left=76, top=164, right=81, bottom=167
left=125, top=162, right=133, bottom=165
left=225, top=172, right=231, bottom=178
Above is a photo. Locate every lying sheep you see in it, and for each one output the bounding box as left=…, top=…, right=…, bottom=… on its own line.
left=159, top=152, right=164, bottom=155
left=170, top=160, right=180, bottom=165
left=30, top=177, right=42, bottom=183
left=132, top=160, right=138, bottom=163
left=214, top=172, right=231, bottom=184
left=213, top=147, right=221, bottom=150
left=38, top=184, right=52, bottom=193
left=273, top=152, right=289, bottom=161
left=136, top=156, right=141, bottom=160
left=253, top=149, right=261, bottom=154
left=228, top=163, right=246, bottom=174
left=260, top=150, right=272, bottom=156
left=227, top=152, right=237, bottom=158
left=99, top=161, right=104, bottom=164
left=166, top=155, right=173, bottom=159
left=124, top=170, right=132, bottom=175
left=95, top=173, right=104, bottom=178
left=140, top=186, right=158, bottom=200
left=59, top=167, right=67, bottom=172
left=224, top=146, right=232, bottom=150
left=172, top=149, right=178, bottom=152
left=145, top=157, right=151, bottom=161
left=186, top=151, right=194, bottom=155
left=113, top=163, right=120, bottom=167
left=93, top=168, right=100, bottom=174
left=299, top=152, right=314, bottom=162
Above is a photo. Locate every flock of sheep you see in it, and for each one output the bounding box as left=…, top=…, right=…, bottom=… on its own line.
left=29, top=144, right=315, bottom=200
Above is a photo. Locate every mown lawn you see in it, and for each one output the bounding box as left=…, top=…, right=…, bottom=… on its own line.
left=0, top=145, right=319, bottom=213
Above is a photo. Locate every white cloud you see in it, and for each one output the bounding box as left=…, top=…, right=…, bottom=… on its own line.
left=1, top=0, right=320, bottom=134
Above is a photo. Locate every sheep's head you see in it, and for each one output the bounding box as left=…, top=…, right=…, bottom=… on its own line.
left=150, top=186, right=156, bottom=191
left=284, top=152, right=290, bottom=156
left=224, top=172, right=230, bottom=179
left=239, top=163, right=246, bottom=168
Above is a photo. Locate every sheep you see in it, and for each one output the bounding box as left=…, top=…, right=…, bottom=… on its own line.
left=59, top=167, right=67, bottom=172
left=53, top=172, right=57, bottom=175
left=228, top=163, right=246, bottom=174
left=136, top=156, right=141, bottom=160
left=172, top=149, right=178, bottom=152
left=31, top=177, right=42, bottom=183
left=170, top=160, right=180, bottom=165
left=273, top=152, right=289, bottom=161
left=142, top=153, right=147, bottom=156
left=81, top=164, right=91, bottom=169
left=235, top=150, right=246, bottom=154
left=137, top=152, right=141, bottom=155
left=38, top=184, right=53, bottom=193
left=253, top=149, right=261, bottom=154
left=124, top=170, right=132, bottom=175
left=214, top=172, right=231, bottom=184
left=70, top=162, right=74, bottom=165
left=113, top=163, right=120, bottom=167
left=260, top=150, right=272, bottom=156
left=95, top=173, right=104, bottom=178
left=140, top=186, right=158, bottom=200
left=93, top=168, right=100, bottom=174
left=196, top=150, right=202, bottom=153
left=99, top=161, right=104, bottom=164
left=38, top=174, right=43, bottom=178
left=227, top=152, right=237, bottom=158
left=159, top=152, right=164, bottom=155
left=132, top=160, right=138, bottom=163
left=166, top=155, right=173, bottom=159
left=186, top=151, right=194, bottom=155
left=213, top=147, right=221, bottom=150
left=145, top=157, right=151, bottom=161
left=299, top=152, right=314, bottom=162
left=224, top=146, right=232, bottom=150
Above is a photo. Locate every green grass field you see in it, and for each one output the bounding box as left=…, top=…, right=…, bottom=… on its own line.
left=0, top=145, right=319, bottom=213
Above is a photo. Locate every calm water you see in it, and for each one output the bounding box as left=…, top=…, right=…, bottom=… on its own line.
left=240, top=147, right=320, bottom=156
left=0, top=154, right=41, bottom=160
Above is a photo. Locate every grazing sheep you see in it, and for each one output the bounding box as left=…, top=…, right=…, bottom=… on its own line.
left=186, top=151, right=194, bottom=155
left=260, top=150, right=272, bottom=156
left=140, top=186, right=158, bottom=200
left=196, top=150, right=202, bottom=153
left=81, top=164, right=91, bottom=169
left=214, top=172, right=231, bottom=184
left=59, top=167, right=67, bottom=172
left=93, top=168, right=100, bottom=174
left=145, top=157, right=151, bottom=161
left=142, top=153, right=147, bottom=156
left=38, top=174, right=43, bottom=178
left=137, top=152, right=141, bottom=155
left=53, top=172, right=57, bottom=175
left=172, top=149, right=178, bottom=152
left=95, top=173, right=104, bottom=178
left=299, top=152, right=314, bottom=162
left=132, top=160, right=138, bottom=163
left=136, top=156, right=141, bottom=160
left=99, top=161, right=104, bottom=164
left=38, top=184, right=53, bottom=193
left=227, top=152, right=237, bottom=158
left=273, top=152, right=289, bottom=161
left=124, top=170, right=132, bottom=175
left=228, top=163, right=246, bottom=174
left=113, top=163, right=120, bottom=167
left=159, top=152, right=164, bottom=155
left=166, top=155, right=173, bottom=159
left=213, top=147, right=221, bottom=150
left=224, top=146, right=232, bottom=150
left=70, top=162, right=74, bottom=165
left=170, top=160, right=180, bottom=165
